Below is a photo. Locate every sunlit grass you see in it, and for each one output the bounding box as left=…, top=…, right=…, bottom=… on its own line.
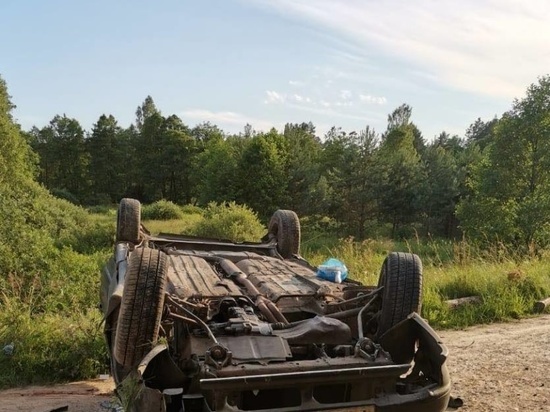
left=303, top=236, right=550, bottom=329
left=143, top=214, right=204, bottom=236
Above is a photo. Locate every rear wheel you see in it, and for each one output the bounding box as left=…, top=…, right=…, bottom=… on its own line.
left=114, top=248, right=167, bottom=376
left=116, top=198, right=141, bottom=243
left=268, top=209, right=301, bottom=258
left=377, top=252, right=422, bottom=337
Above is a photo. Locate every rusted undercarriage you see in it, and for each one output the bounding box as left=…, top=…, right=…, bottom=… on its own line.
left=100, top=201, right=451, bottom=412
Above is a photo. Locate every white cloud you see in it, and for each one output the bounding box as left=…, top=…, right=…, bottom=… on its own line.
left=180, top=109, right=277, bottom=132
left=265, top=91, right=315, bottom=105
left=319, top=100, right=331, bottom=108
left=264, top=90, right=285, bottom=104
left=288, top=80, right=304, bottom=86
left=359, top=94, right=387, bottom=105
left=259, top=0, right=550, bottom=98
left=340, top=90, right=352, bottom=100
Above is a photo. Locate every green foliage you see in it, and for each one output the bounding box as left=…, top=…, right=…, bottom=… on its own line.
left=235, top=131, right=287, bottom=217
left=191, top=202, right=266, bottom=242
left=372, top=108, right=425, bottom=237
left=142, top=200, right=184, bottom=220
left=422, top=260, right=550, bottom=328
left=0, top=76, right=110, bottom=387
left=194, top=136, right=239, bottom=205
left=458, top=76, right=550, bottom=251
left=282, top=122, right=322, bottom=216
left=50, top=187, right=80, bottom=204
left=321, top=126, right=378, bottom=239
left=29, top=114, right=89, bottom=202
left=303, top=236, right=550, bottom=329
left=87, top=114, right=126, bottom=203
left=0, top=308, right=106, bottom=388
left=180, top=204, right=205, bottom=215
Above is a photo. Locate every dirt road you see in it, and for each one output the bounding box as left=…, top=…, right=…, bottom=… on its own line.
left=440, top=314, right=550, bottom=411
left=1, top=315, right=550, bottom=412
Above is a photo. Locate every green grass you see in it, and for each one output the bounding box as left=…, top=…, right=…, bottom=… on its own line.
left=144, top=215, right=203, bottom=236
left=302, top=236, right=550, bottom=329
left=0, top=307, right=107, bottom=388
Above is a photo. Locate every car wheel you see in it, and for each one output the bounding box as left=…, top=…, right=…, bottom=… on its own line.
left=377, top=252, right=422, bottom=337
left=114, top=248, right=167, bottom=375
left=268, top=209, right=301, bottom=258
left=116, top=198, right=141, bottom=243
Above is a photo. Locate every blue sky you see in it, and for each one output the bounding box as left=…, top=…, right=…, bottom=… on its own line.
left=1, top=0, right=548, bottom=140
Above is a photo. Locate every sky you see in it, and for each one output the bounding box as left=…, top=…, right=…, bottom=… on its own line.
left=1, top=0, right=549, bottom=140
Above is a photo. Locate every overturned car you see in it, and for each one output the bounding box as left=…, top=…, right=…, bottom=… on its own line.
left=100, top=199, right=451, bottom=412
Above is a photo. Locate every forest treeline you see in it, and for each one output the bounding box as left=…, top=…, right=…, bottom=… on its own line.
left=19, top=75, right=550, bottom=249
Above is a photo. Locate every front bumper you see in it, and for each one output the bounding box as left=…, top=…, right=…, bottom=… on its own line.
left=121, top=313, right=450, bottom=412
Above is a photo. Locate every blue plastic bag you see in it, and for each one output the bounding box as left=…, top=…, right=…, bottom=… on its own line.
left=316, top=258, right=348, bottom=283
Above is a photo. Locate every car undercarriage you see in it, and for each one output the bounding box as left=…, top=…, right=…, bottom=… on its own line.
left=100, top=199, right=451, bottom=412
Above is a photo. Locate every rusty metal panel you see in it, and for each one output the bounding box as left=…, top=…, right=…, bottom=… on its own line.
left=237, top=258, right=344, bottom=301
left=166, top=255, right=242, bottom=298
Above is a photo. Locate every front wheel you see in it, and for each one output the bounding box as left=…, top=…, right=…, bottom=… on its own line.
left=113, top=248, right=167, bottom=378
left=377, top=252, right=422, bottom=338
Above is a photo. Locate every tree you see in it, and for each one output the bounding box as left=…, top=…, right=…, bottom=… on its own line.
left=30, top=115, right=89, bottom=202
left=135, top=95, right=159, bottom=132
left=87, top=114, right=124, bottom=202
left=0, top=76, right=36, bottom=184
left=282, top=122, right=322, bottom=216
left=235, top=131, right=287, bottom=216
left=321, top=126, right=378, bottom=238
left=194, top=137, right=240, bottom=205
left=420, top=143, right=460, bottom=236
left=373, top=106, right=424, bottom=237
left=157, top=116, right=196, bottom=203
left=465, top=117, right=498, bottom=150
left=458, top=76, right=550, bottom=248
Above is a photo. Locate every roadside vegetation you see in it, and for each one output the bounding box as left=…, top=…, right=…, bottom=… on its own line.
left=2, top=73, right=550, bottom=388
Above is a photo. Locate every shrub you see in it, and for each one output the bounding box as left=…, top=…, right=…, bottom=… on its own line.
left=50, top=188, right=80, bottom=205
left=180, top=204, right=205, bottom=215
left=191, top=202, right=265, bottom=242
left=142, top=200, right=184, bottom=220
left=0, top=307, right=106, bottom=388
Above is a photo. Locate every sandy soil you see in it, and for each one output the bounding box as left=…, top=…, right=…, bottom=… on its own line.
left=441, top=314, right=550, bottom=412
left=2, top=315, right=550, bottom=412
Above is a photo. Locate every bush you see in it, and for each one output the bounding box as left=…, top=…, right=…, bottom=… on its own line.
left=142, top=200, right=184, bottom=220
left=191, top=202, right=265, bottom=242
left=0, top=179, right=111, bottom=387
left=180, top=204, right=205, bottom=215
left=50, top=188, right=80, bottom=205
left=0, top=307, right=106, bottom=388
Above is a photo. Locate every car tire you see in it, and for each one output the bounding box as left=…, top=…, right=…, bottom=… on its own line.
left=116, top=198, right=141, bottom=243
left=114, top=248, right=167, bottom=374
left=268, top=209, right=301, bottom=258
left=377, top=252, right=422, bottom=337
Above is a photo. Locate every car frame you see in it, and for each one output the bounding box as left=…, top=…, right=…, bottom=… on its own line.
left=100, top=198, right=451, bottom=412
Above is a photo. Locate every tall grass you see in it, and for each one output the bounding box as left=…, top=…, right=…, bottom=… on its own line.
left=302, top=236, right=550, bottom=329
left=0, top=305, right=106, bottom=388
